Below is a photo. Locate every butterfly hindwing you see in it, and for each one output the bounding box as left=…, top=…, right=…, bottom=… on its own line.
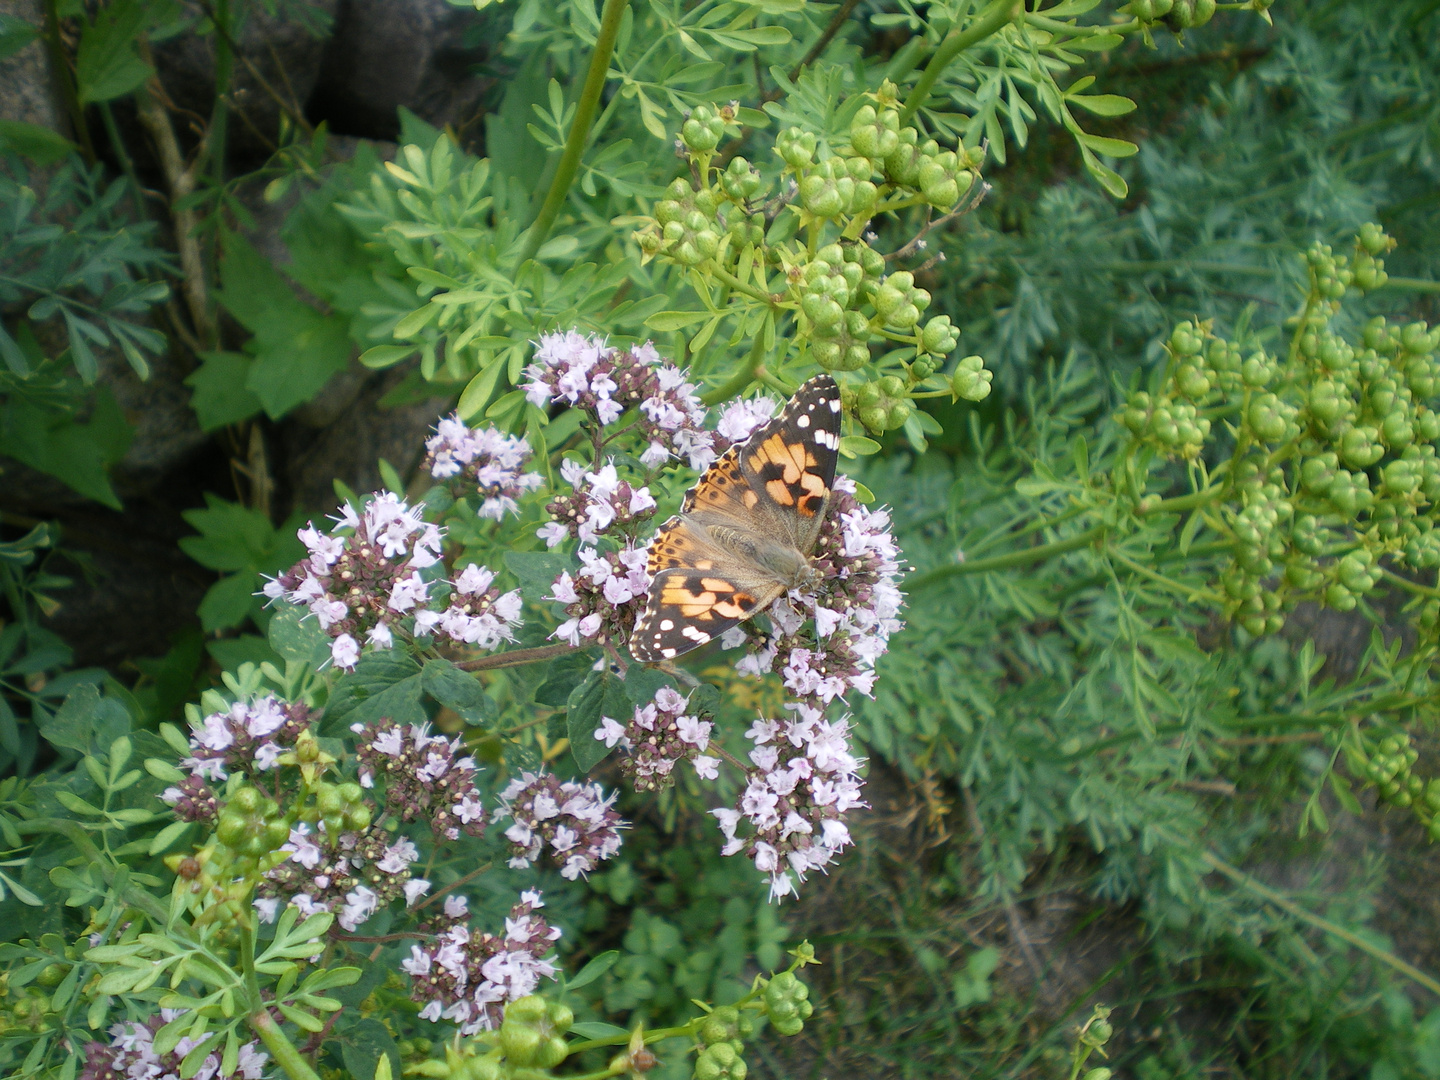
left=631, top=566, right=785, bottom=661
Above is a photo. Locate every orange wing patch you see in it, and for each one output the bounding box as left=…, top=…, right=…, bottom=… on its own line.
left=646, top=520, right=716, bottom=574
left=748, top=435, right=829, bottom=517
left=659, top=573, right=760, bottom=621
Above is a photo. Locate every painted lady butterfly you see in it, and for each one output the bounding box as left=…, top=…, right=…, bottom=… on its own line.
left=629, top=374, right=842, bottom=663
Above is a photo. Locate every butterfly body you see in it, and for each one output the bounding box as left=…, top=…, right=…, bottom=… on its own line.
left=630, top=375, right=841, bottom=663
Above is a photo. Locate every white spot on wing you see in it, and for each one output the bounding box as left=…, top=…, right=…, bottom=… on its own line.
left=797, top=415, right=810, bottom=428
left=660, top=619, right=674, bottom=631
left=681, top=625, right=710, bottom=643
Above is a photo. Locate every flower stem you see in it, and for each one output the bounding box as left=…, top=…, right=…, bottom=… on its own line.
left=518, top=0, right=630, bottom=264
left=900, top=0, right=1024, bottom=126
left=907, top=525, right=1106, bottom=590
left=249, top=1008, right=322, bottom=1080
left=701, top=333, right=769, bottom=406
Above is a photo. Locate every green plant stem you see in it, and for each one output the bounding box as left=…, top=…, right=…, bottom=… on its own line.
left=209, top=0, right=232, bottom=188
left=900, top=0, right=1024, bottom=125
left=908, top=524, right=1106, bottom=589
left=518, top=0, right=630, bottom=264
left=701, top=333, right=768, bottom=405
left=709, top=263, right=776, bottom=305
left=1193, top=844, right=1440, bottom=998
left=1381, top=567, right=1440, bottom=599
left=98, top=102, right=146, bottom=212
left=41, top=0, right=95, bottom=162
left=240, top=916, right=263, bottom=1012
left=249, top=1008, right=322, bottom=1080
left=1382, top=277, right=1440, bottom=293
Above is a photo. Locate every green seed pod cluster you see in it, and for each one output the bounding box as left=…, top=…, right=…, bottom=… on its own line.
left=497, top=995, right=573, bottom=1070
left=633, top=81, right=984, bottom=416
left=761, top=970, right=813, bottom=1037
left=693, top=1005, right=757, bottom=1080
left=215, top=785, right=291, bottom=865
left=695, top=1042, right=747, bottom=1080
left=951, top=354, right=993, bottom=402
left=681, top=104, right=728, bottom=155
left=647, top=178, right=726, bottom=267
left=1118, top=227, right=1440, bottom=637
left=303, top=779, right=370, bottom=835
left=1119, top=390, right=1212, bottom=459
left=1163, top=0, right=1216, bottom=29
left=1352, top=731, right=1440, bottom=840
left=855, top=375, right=913, bottom=434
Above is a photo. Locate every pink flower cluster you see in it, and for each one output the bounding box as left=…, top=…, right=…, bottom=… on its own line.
left=595, top=687, right=720, bottom=791
left=353, top=719, right=488, bottom=842
left=538, top=460, right=658, bottom=547
left=263, top=492, right=444, bottom=671
left=726, top=477, right=905, bottom=711
left=521, top=331, right=717, bottom=469
left=257, top=822, right=431, bottom=932
left=165, top=694, right=309, bottom=786
left=264, top=493, right=524, bottom=671
left=547, top=544, right=650, bottom=648
left=714, top=703, right=866, bottom=902
left=403, top=891, right=560, bottom=1035
left=423, top=416, right=544, bottom=520
left=413, top=563, right=523, bottom=650
left=493, top=771, right=625, bottom=880
left=82, top=1012, right=268, bottom=1080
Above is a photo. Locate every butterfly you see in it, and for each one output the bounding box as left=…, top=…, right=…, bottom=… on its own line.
left=629, top=374, right=842, bottom=663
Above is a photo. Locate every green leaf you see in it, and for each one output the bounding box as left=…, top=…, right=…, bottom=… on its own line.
left=39, top=684, right=102, bottom=754
left=1077, top=133, right=1139, bottom=158
left=197, top=572, right=262, bottom=633
left=535, top=650, right=598, bottom=707
left=358, top=345, right=415, bottom=369
left=0, top=119, right=75, bottom=165
left=321, top=652, right=425, bottom=734
left=458, top=354, right=508, bottom=420
left=337, top=1018, right=402, bottom=1080
left=567, top=669, right=631, bottom=772
left=420, top=659, right=497, bottom=724
left=645, top=310, right=711, bottom=332
left=0, top=14, right=39, bottom=61
left=75, top=0, right=154, bottom=104
left=215, top=234, right=353, bottom=420
left=569, top=1021, right=628, bottom=1039
left=503, top=550, right=575, bottom=604
left=564, top=950, right=619, bottom=991
left=0, top=388, right=133, bottom=508
left=839, top=435, right=881, bottom=458
left=185, top=352, right=264, bottom=431
left=1067, top=94, right=1137, bottom=117
left=268, top=605, right=331, bottom=667
left=148, top=819, right=191, bottom=856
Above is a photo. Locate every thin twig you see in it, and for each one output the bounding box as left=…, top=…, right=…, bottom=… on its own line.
left=195, top=0, right=316, bottom=137
left=134, top=47, right=216, bottom=345
left=455, top=643, right=578, bottom=672
left=416, top=862, right=494, bottom=912
left=784, top=0, right=861, bottom=88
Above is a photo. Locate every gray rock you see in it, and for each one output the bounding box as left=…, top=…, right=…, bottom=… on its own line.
left=151, top=0, right=340, bottom=163
left=307, top=0, right=488, bottom=140
left=0, top=0, right=63, bottom=131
